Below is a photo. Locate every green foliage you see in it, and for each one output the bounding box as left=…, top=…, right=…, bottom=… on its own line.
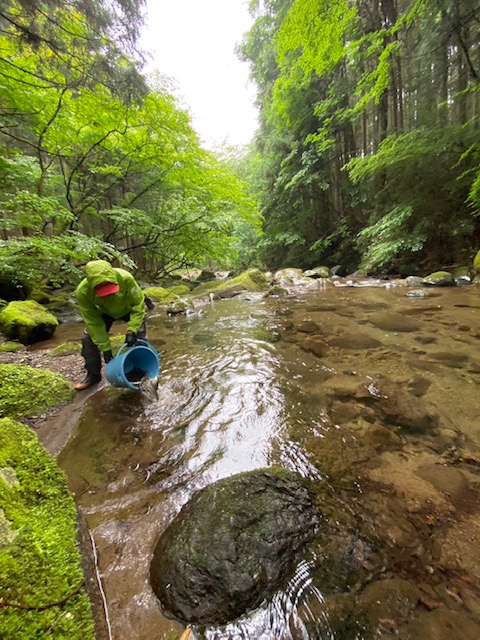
left=0, top=417, right=95, bottom=638
left=0, top=234, right=135, bottom=289
left=276, top=0, right=356, bottom=76
left=0, top=8, right=261, bottom=281
left=356, top=206, right=426, bottom=272
left=243, top=0, right=480, bottom=272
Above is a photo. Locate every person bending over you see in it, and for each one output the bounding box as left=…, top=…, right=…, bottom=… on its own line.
left=74, top=259, right=146, bottom=391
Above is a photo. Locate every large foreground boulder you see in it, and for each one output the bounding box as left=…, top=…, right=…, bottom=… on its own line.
left=0, top=300, right=58, bottom=344
left=0, top=418, right=95, bottom=638
left=150, top=467, right=319, bottom=626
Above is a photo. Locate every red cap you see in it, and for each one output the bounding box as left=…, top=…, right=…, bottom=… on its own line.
left=95, top=282, right=120, bottom=297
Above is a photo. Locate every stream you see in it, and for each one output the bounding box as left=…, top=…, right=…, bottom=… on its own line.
left=55, top=282, right=480, bottom=639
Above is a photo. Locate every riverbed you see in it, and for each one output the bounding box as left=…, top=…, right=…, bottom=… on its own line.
left=51, top=282, right=480, bottom=639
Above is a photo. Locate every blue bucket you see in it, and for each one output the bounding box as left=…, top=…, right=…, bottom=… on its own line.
left=105, top=339, right=160, bottom=391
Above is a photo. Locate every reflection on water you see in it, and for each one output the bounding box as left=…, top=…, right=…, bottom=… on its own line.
left=58, top=287, right=480, bottom=639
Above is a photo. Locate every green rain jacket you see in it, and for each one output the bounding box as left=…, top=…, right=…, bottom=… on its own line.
left=76, top=260, right=145, bottom=353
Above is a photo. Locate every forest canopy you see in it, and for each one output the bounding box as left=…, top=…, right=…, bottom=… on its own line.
left=1, top=0, right=479, bottom=293
left=0, top=0, right=260, bottom=291
left=240, top=0, right=480, bottom=273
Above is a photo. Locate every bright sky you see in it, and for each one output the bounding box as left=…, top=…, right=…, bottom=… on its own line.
left=140, top=0, right=259, bottom=149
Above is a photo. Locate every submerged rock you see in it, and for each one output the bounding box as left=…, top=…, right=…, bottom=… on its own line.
left=369, top=311, right=421, bottom=332
left=150, top=467, right=320, bottom=626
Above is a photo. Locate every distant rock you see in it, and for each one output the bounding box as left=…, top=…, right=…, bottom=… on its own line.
left=304, top=266, right=331, bottom=278
left=421, top=271, right=454, bottom=286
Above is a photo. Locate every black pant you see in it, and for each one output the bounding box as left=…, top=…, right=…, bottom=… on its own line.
left=81, top=313, right=146, bottom=374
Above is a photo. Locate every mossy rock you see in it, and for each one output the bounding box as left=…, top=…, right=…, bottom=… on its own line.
left=0, top=300, right=58, bottom=345
left=0, top=341, right=25, bottom=353
left=49, top=341, right=81, bottom=357
left=143, top=286, right=181, bottom=305
left=192, top=269, right=269, bottom=298
left=0, top=299, right=6, bottom=310
left=304, top=266, right=331, bottom=278
left=421, top=271, right=454, bottom=286
left=264, top=285, right=289, bottom=297
left=29, top=289, right=51, bottom=304
left=474, top=249, right=480, bottom=273
left=0, top=417, right=95, bottom=639
left=451, top=265, right=472, bottom=285
left=47, top=293, right=74, bottom=313
left=0, top=364, right=74, bottom=419
left=166, top=284, right=192, bottom=296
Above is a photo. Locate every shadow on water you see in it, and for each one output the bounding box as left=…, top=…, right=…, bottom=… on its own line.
left=58, top=288, right=480, bottom=639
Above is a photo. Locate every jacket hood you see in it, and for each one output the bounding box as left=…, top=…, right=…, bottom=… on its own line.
left=85, top=260, right=119, bottom=289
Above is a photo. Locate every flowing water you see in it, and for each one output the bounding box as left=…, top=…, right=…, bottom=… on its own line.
left=56, top=282, right=480, bottom=639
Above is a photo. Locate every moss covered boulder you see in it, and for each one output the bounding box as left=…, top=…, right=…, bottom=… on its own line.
left=150, top=467, right=319, bottom=626
left=421, top=271, right=454, bottom=286
left=29, top=288, right=52, bottom=304
left=192, top=268, right=269, bottom=298
left=143, top=286, right=181, bottom=305
left=0, top=417, right=95, bottom=639
left=0, top=300, right=58, bottom=344
left=166, top=284, right=192, bottom=296
left=0, top=364, right=73, bottom=419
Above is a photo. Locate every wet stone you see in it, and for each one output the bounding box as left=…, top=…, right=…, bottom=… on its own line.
left=406, top=289, right=430, bottom=298
left=359, top=578, right=420, bottom=624
left=363, top=422, right=402, bottom=448
left=416, top=464, right=468, bottom=499
left=428, top=351, right=469, bottom=368
left=405, top=608, right=480, bottom=640
left=149, top=468, right=320, bottom=626
left=295, top=320, right=321, bottom=334
left=327, top=333, right=382, bottom=350
left=300, top=335, right=329, bottom=357
left=369, top=311, right=421, bottom=332
left=356, top=379, right=436, bottom=433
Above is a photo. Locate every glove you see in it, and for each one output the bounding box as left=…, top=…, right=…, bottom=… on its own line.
left=103, top=350, right=113, bottom=364
left=125, top=331, right=137, bottom=347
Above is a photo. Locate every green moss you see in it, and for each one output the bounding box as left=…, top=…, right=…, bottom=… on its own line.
left=421, top=271, right=454, bottom=286
left=192, top=269, right=269, bottom=296
left=0, top=300, right=58, bottom=344
left=143, top=286, right=180, bottom=305
left=29, top=289, right=51, bottom=304
left=474, top=249, right=480, bottom=273
left=0, top=418, right=95, bottom=639
left=166, top=284, right=191, bottom=296
left=0, top=341, right=25, bottom=353
left=49, top=341, right=82, bottom=357
left=0, top=364, right=74, bottom=419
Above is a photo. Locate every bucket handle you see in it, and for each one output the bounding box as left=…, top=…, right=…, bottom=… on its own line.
left=115, top=338, right=155, bottom=359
